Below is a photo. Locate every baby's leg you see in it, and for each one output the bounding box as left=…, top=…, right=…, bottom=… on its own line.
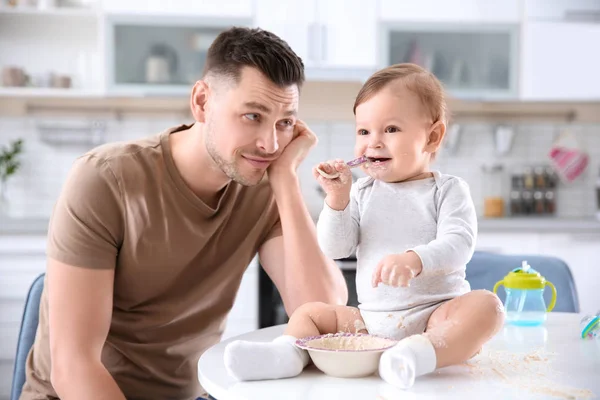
left=285, top=301, right=367, bottom=338
left=225, top=302, right=365, bottom=381
left=379, top=290, right=504, bottom=389
left=424, top=289, right=504, bottom=368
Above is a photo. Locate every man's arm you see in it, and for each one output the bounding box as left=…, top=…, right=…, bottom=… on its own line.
left=261, top=120, right=347, bottom=315
left=45, top=155, right=125, bottom=399
left=259, top=174, right=348, bottom=316
left=49, top=260, right=126, bottom=400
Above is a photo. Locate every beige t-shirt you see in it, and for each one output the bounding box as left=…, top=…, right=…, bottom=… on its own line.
left=21, top=125, right=282, bottom=400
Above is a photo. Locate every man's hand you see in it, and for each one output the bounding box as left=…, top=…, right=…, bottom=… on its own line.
left=268, top=120, right=317, bottom=182
left=372, top=251, right=423, bottom=288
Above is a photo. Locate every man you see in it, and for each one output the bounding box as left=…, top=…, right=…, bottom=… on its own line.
left=20, top=27, right=348, bottom=400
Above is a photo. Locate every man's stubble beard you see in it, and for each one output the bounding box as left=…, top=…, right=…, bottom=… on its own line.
left=204, top=120, right=266, bottom=187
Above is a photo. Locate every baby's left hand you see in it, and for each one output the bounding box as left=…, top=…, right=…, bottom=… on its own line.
left=372, top=252, right=423, bottom=288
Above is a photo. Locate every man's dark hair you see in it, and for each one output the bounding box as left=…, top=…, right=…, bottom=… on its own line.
left=203, top=26, right=305, bottom=88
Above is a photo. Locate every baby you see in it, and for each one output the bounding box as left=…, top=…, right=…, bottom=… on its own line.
left=224, top=63, right=505, bottom=388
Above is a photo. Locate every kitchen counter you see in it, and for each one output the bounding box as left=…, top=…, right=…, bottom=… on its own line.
left=477, top=217, right=600, bottom=233
left=1, top=216, right=600, bottom=235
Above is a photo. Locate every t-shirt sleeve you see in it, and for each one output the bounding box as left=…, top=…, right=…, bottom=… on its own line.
left=46, top=155, right=124, bottom=269
left=264, top=217, right=282, bottom=242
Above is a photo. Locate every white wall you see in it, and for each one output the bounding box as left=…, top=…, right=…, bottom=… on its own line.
left=1, top=116, right=599, bottom=220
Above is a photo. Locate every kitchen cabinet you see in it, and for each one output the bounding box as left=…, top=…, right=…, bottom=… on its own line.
left=538, top=233, right=600, bottom=314
left=104, top=14, right=252, bottom=96
left=253, top=0, right=316, bottom=68
left=379, top=0, right=521, bottom=23
left=521, top=22, right=600, bottom=100
left=254, top=0, right=377, bottom=81
left=379, top=22, right=520, bottom=99
left=101, top=0, right=254, bottom=18
left=525, top=0, right=600, bottom=22
left=3, top=1, right=600, bottom=99
left=317, top=0, right=377, bottom=69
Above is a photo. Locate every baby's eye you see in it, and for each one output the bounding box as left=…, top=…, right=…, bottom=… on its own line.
left=244, top=113, right=260, bottom=121
left=385, top=126, right=400, bottom=133
left=358, top=129, right=369, bottom=136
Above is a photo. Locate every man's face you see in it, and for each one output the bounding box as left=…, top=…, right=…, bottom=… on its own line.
left=203, top=67, right=299, bottom=186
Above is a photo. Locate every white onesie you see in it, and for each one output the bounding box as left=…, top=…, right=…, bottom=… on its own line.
left=317, top=171, right=477, bottom=340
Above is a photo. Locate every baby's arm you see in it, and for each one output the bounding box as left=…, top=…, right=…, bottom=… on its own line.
left=316, top=184, right=360, bottom=260
left=410, top=178, right=477, bottom=274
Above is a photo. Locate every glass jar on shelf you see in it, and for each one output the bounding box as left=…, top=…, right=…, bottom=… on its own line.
left=481, top=163, right=506, bottom=218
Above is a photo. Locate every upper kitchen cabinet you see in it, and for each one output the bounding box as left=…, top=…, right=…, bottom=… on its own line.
left=521, top=21, right=600, bottom=101
left=524, top=0, right=600, bottom=22
left=316, top=0, right=377, bottom=69
left=379, top=0, right=521, bottom=23
left=254, top=0, right=378, bottom=81
left=101, top=0, right=254, bottom=18
left=254, top=0, right=316, bottom=67
left=380, top=23, right=520, bottom=99
left=104, top=14, right=251, bottom=96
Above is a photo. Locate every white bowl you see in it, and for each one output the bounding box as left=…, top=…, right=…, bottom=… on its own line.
left=295, top=332, right=398, bottom=378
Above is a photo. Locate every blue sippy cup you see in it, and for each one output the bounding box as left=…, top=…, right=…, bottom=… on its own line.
left=493, top=261, right=557, bottom=326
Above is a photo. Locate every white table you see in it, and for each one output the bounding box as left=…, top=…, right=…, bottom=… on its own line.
left=199, top=313, right=600, bottom=400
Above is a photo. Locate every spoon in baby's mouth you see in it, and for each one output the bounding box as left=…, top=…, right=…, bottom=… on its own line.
left=316, top=156, right=369, bottom=179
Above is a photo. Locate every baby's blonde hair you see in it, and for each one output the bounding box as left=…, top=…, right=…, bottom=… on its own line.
left=354, top=63, right=447, bottom=123
left=353, top=63, right=447, bottom=158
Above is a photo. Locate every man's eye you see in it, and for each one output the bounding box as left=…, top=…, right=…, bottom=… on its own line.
left=278, top=120, right=294, bottom=128
left=244, top=113, right=260, bottom=121
left=358, top=129, right=369, bottom=136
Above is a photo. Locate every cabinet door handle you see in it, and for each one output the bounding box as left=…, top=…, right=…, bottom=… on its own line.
left=307, top=22, right=317, bottom=64
left=321, top=24, right=327, bottom=63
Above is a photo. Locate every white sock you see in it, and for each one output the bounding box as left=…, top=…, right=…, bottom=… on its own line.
left=224, top=335, right=309, bottom=381
left=378, top=334, right=437, bottom=388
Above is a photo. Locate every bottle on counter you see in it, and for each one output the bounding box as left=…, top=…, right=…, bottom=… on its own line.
left=523, top=167, right=535, bottom=190
left=511, top=170, right=524, bottom=191
left=522, top=190, right=534, bottom=215
left=545, top=191, right=556, bottom=215
left=482, top=163, right=506, bottom=218
left=545, top=166, right=558, bottom=189
left=510, top=190, right=522, bottom=215
left=533, top=191, right=545, bottom=214
left=534, top=166, right=546, bottom=189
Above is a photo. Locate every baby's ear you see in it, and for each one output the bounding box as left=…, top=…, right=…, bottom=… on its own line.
left=425, top=121, right=446, bottom=153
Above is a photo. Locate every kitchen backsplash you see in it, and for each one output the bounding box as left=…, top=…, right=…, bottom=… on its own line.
left=0, top=116, right=599, bottom=221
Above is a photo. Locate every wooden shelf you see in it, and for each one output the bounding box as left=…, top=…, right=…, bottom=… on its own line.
left=0, top=87, right=101, bottom=98
left=0, top=5, right=99, bottom=18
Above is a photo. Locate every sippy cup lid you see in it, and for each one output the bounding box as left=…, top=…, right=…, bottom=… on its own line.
left=501, top=261, right=548, bottom=289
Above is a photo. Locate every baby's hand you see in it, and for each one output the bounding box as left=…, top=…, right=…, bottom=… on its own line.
left=372, top=252, right=423, bottom=288
left=313, top=159, right=352, bottom=211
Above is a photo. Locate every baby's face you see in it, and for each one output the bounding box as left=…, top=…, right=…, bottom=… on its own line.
left=354, top=84, right=442, bottom=183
